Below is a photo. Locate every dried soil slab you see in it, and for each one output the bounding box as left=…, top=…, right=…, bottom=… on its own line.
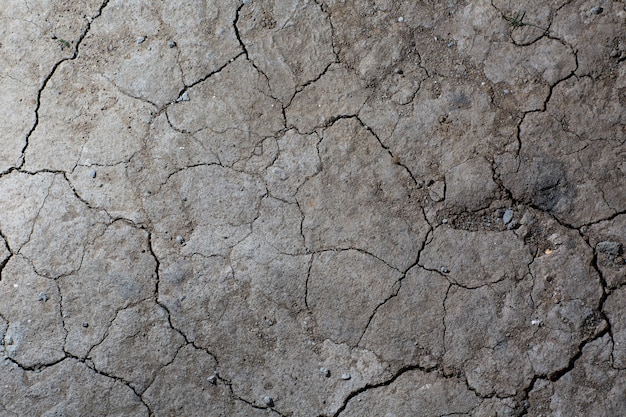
left=500, top=73, right=625, bottom=227
left=367, top=79, right=509, bottom=181
left=24, top=63, right=154, bottom=172
left=420, top=227, right=532, bottom=288
left=143, top=344, right=271, bottom=416
left=297, top=118, right=429, bottom=271
left=604, top=287, right=626, bottom=369
left=238, top=0, right=335, bottom=103
left=286, top=64, right=369, bottom=133
left=0, top=0, right=100, bottom=171
left=157, top=250, right=389, bottom=415
left=0, top=358, right=147, bottom=416
left=59, top=221, right=156, bottom=358
left=307, top=249, right=402, bottom=346
left=0, top=172, right=55, bottom=252
left=444, top=277, right=536, bottom=396
left=527, top=335, right=626, bottom=416
left=359, top=267, right=449, bottom=371
left=0, top=256, right=65, bottom=368
left=19, top=175, right=109, bottom=278
left=552, top=0, right=626, bottom=77
left=444, top=157, right=498, bottom=212
left=167, top=57, right=284, bottom=167
left=341, top=369, right=480, bottom=417
left=147, top=164, right=266, bottom=262
left=264, top=129, right=321, bottom=202
left=586, top=213, right=626, bottom=289
left=89, top=300, right=186, bottom=394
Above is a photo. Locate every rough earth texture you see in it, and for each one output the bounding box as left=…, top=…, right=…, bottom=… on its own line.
left=0, top=0, right=625, bottom=416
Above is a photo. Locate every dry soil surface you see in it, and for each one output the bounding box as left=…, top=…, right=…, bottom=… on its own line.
left=1, top=0, right=625, bottom=416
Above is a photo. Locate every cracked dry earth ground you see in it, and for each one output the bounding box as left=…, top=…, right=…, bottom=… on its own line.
left=0, top=0, right=625, bottom=416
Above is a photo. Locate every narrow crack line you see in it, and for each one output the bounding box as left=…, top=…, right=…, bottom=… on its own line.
left=145, top=229, right=220, bottom=365
left=304, top=253, right=314, bottom=310
left=354, top=115, right=419, bottom=186
left=331, top=363, right=440, bottom=417
left=355, top=273, right=403, bottom=346
left=69, top=352, right=154, bottom=416
left=285, top=61, right=336, bottom=108
left=233, top=2, right=279, bottom=102
left=217, top=371, right=286, bottom=416
left=16, top=0, right=111, bottom=172
left=175, top=51, right=246, bottom=99
left=4, top=354, right=67, bottom=372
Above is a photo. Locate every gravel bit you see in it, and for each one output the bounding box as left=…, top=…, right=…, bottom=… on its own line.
left=168, top=40, right=177, bottom=48
left=503, top=209, right=514, bottom=225
left=207, top=375, right=217, bottom=385
left=263, top=395, right=274, bottom=407
left=320, top=367, right=330, bottom=377
left=37, top=292, right=49, bottom=302
left=89, top=169, right=97, bottom=179
left=341, top=373, right=351, bottom=380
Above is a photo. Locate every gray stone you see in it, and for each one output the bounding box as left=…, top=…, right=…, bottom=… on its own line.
left=503, top=209, right=514, bottom=224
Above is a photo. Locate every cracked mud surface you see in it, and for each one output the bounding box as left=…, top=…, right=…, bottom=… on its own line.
left=0, top=0, right=625, bottom=415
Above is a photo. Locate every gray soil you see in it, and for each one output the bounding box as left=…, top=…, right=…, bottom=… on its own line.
left=1, top=0, right=625, bottom=416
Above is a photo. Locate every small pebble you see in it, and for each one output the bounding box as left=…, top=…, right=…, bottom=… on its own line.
left=176, top=235, right=185, bottom=244
left=89, top=169, right=97, bottom=179
left=503, top=209, right=514, bottom=224
left=207, top=375, right=217, bottom=384
left=320, top=367, right=330, bottom=377
left=440, top=267, right=449, bottom=274
left=136, top=36, right=146, bottom=44
left=37, top=292, right=49, bottom=302
left=263, top=395, right=274, bottom=407
left=341, top=373, right=351, bottom=380
left=590, top=6, right=603, bottom=14
left=82, top=322, right=89, bottom=328
left=243, top=0, right=250, bottom=4
left=442, top=218, right=448, bottom=224
left=397, top=16, right=404, bottom=23
left=177, top=91, right=190, bottom=102
left=168, top=40, right=177, bottom=48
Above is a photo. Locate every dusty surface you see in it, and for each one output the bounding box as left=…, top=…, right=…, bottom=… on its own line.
left=0, top=0, right=625, bottom=416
